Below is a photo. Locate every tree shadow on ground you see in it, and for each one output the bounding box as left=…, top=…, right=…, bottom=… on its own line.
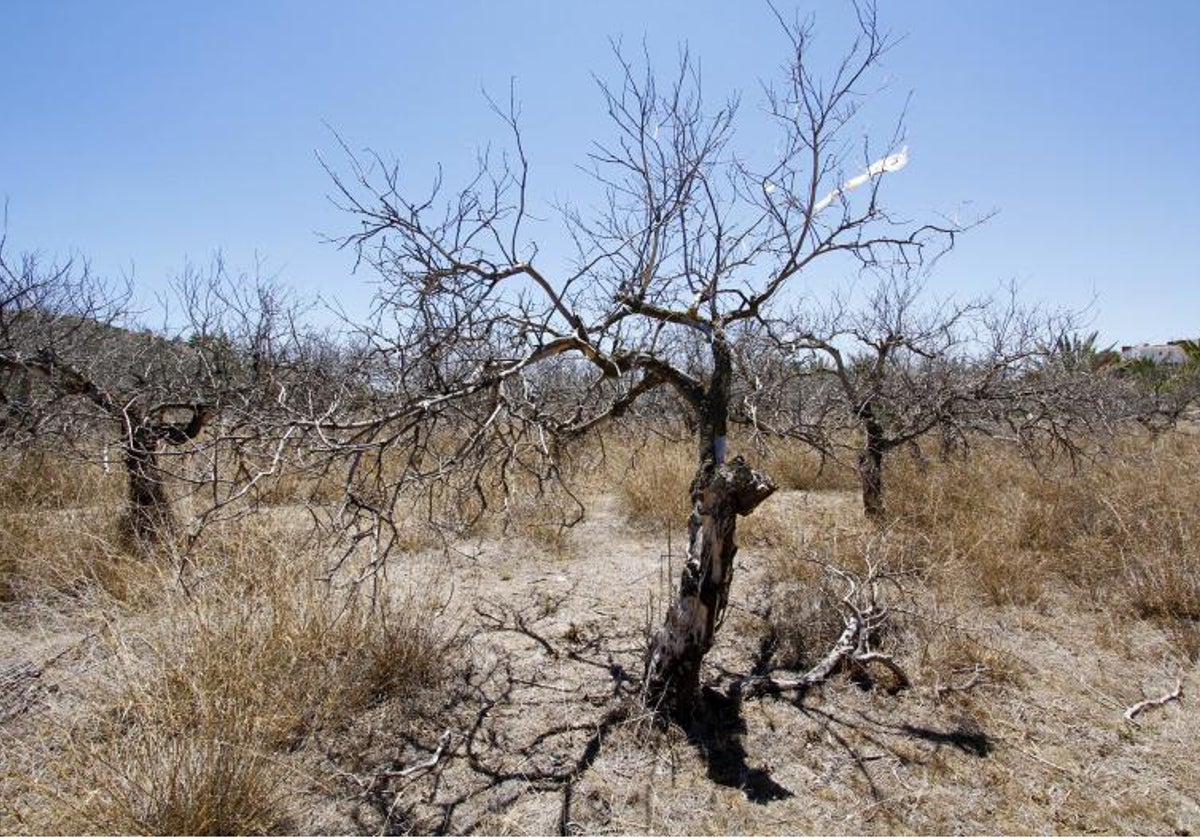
left=685, top=686, right=793, bottom=804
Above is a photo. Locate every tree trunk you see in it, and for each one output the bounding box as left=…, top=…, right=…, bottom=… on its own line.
left=858, top=444, right=884, bottom=520
left=123, top=429, right=176, bottom=546
left=644, top=456, right=775, bottom=719
left=697, top=337, right=732, bottom=465
left=643, top=333, right=776, bottom=720
left=858, top=404, right=888, bottom=520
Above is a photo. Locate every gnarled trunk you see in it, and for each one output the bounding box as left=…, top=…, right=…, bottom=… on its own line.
left=120, top=406, right=210, bottom=547
left=858, top=444, right=884, bottom=520
left=644, top=456, right=775, bottom=719
left=643, top=332, right=775, bottom=719
left=124, top=429, right=176, bottom=546
left=858, top=406, right=887, bottom=520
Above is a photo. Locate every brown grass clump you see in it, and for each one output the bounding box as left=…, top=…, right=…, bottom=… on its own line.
left=611, top=435, right=695, bottom=528
left=0, top=449, right=134, bottom=605
left=161, top=521, right=459, bottom=739
left=751, top=436, right=859, bottom=492
left=0, top=499, right=151, bottom=608
left=0, top=448, right=122, bottom=514
left=41, top=705, right=289, bottom=836
left=4, top=511, right=458, bottom=835
left=888, top=432, right=1200, bottom=637
left=887, top=444, right=1045, bottom=606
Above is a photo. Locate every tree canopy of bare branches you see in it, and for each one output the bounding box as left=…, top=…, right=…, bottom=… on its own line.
left=318, top=3, right=962, bottom=719
left=0, top=234, right=324, bottom=547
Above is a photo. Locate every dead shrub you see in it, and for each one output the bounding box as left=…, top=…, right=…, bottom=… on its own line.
left=758, top=528, right=921, bottom=674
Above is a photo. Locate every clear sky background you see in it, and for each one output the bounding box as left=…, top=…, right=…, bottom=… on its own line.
left=3, top=1, right=1197, bottom=345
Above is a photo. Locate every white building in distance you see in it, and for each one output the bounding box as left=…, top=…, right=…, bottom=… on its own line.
left=1119, top=343, right=1189, bottom=365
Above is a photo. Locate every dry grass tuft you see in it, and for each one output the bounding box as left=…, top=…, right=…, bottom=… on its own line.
left=0, top=502, right=154, bottom=608
left=887, top=446, right=1045, bottom=606
left=751, top=437, right=859, bottom=492
left=0, top=450, right=137, bottom=605
left=611, top=436, right=696, bottom=528
left=42, top=707, right=290, bottom=836
left=0, top=449, right=122, bottom=514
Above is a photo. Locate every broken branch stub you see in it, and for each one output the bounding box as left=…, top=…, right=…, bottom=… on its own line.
left=644, top=456, right=775, bottom=719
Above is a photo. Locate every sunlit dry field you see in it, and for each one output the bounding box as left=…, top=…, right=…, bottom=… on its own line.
left=1, top=428, right=1197, bottom=834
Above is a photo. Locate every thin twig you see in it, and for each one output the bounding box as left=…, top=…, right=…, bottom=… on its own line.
left=381, top=730, right=454, bottom=780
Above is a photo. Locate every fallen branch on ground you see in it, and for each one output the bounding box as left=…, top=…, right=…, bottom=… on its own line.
left=731, top=560, right=910, bottom=700
left=1124, top=679, right=1183, bottom=725
left=381, top=730, right=454, bottom=779
left=934, top=664, right=990, bottom=700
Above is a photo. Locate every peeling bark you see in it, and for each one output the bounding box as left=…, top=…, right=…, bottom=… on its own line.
left=644, top=456, right=775, bottom=719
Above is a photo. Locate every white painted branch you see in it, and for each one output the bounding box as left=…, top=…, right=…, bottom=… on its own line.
left=812, top=147, right=909, bottom=215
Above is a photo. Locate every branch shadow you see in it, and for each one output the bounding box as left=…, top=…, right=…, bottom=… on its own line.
left=684, top=686, right=793, bottom=804
left=900, top=721, right=992, bottom=757
left=787, top=699, right=993, bottom=807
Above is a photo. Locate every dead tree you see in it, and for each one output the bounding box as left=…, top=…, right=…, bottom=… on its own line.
left=320, top=2, right=959, bottom=720
left=739, top=277, right=1069, bottom=519
left=0, top=242, right=312, bottom=548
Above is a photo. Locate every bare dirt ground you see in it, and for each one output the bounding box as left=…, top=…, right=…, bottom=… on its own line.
left=299, top=489, right=1198, bottom=834
left=2, top=487, right=1197, bottom=835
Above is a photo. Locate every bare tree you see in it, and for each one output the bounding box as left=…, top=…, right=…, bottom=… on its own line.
left=738, top=276, right=1067, bottom=518
left=320, top=3, right=959, bottom=719
left=0, top=236, right=314, bottom=548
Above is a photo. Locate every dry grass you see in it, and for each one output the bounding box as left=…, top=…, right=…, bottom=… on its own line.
left=6, top=554, right=457, bottom=833
left=0, top=451, right=149, bottom=608
left=606, top=429, right=855, bottom=530
left=0, top=455, right=459, bottom=835
left=5, top=427, right=1200, bottom=835
left=0, top=448, right=123, bottom=514
left=751, top=436, right=859, bottom=493
left=609, top=434, right=696, bottom=528
left=886, top=433, right=1200, bottom=641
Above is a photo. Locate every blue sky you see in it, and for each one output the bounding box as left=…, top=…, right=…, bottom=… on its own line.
left=3, top=1, right=1198, bottom=344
